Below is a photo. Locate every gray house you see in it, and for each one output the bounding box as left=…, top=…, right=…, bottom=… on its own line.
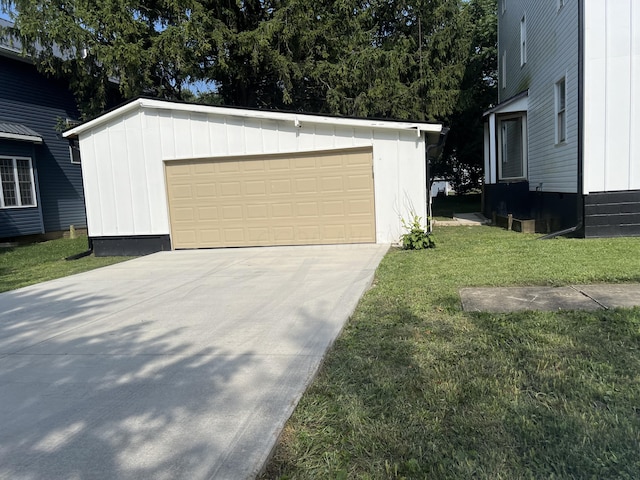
left=0, top=18, right=86, bottom=240
left=483, top=0, right=640, bottom=237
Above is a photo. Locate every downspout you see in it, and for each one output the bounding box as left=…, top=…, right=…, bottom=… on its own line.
left=540, top=0, right=585, bottom=240
left=576, top=0, right=586, bottom=236
left=65, top=236, right=93, bottom=260
left=425, top=127, right=450, bottom=233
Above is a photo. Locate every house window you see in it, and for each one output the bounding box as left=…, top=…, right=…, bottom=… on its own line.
left=555, top=77, right=567, bottom=143
left=498, top=114, right=527, bottom=180
left=69, top=139, right=81, bottom=164
left=501, top=51, right=507, bottom=89
left=520, top=15, right=527, bottom=66
left=0, top=156, right=37, bottom=208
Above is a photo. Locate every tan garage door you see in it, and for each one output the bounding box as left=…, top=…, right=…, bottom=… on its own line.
left=165, top=147, right=376, bottom=248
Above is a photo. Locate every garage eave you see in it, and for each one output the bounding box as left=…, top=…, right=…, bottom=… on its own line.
left=63, top=97, right=443, bottom=139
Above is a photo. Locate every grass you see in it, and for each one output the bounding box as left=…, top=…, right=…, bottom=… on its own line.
left=0, top=236, right=131, bottom=293
left=262, top=226, right=640, bottom=479
left=432, top=193, right=481, bottom=219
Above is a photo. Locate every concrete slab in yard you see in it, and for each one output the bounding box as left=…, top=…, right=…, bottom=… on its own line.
left=574, top=284, right=640, bottom=309
left=0, top=243, right=389, bottom=480
left=460, top=286, right=604, bottom=312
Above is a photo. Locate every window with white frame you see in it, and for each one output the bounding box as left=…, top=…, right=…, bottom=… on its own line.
left=555, top=77, right=567, bottom=143
left=0, top=156, right=37, bottom=208
left=498, top=114, right=527, bottom=180
left=520, top=15, right=527, bottom=66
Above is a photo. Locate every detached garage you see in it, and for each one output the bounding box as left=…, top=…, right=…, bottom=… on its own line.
left=64, top=98, right=443, bottom=256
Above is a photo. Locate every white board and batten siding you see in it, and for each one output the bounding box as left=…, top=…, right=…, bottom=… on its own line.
left=497, top=0, right=580, bottom=193
left=70, top=99, right=441, bottom=245
left=583, top=0, right=640, bottom=195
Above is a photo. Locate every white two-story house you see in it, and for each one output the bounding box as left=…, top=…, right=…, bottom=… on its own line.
left=483, top=0, right=639, bottom=237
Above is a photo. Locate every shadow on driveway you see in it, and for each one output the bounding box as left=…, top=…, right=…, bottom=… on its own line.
left=0, top=244, right=388, bottom=479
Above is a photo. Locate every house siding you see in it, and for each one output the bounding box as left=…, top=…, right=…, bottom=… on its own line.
left=583, top=0, right=640, bottom=194
left=499, top=0, right=580, bottom=195
left=0, top=55, right=86, bottom=237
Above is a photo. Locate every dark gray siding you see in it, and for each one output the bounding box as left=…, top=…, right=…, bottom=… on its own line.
left=0, top=55, right=86, bottom=237
left=585, top=191, right=640, bottom=237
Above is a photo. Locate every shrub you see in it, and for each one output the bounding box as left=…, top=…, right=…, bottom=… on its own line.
left=400, top=215, right=435, bottom=250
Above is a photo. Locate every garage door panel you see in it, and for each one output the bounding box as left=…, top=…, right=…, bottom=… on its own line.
left=245, top=180, right=267, bottom=195
left=247, top=204, right=268, bottom=219
left=195, top=184, right=216, bottom=198
left=322, top=201, right=345, bottom=216
left=321, top=177, right=344, bottom=192
left=173, top=207, right=195, bottom=221
left=269, top=159, right=291, bottom=170
left=270, top=179, right=292, bottom=195
left=222, top=205, right=243, bottom=220
left=166, top=148, right=375, bottom=248
left=296, top=202, right=319, bottom=217
left=297, top=226, right=321, bottom=240
left=347, top=152, right=371, bottom=166
left=273, top=226, right=295, bottom=241
left=220, top=182, right=242, bottom=197
left=272, top=203, right=294, bottom=218
left=242, top=160, right=266, bottom=173
left=295, top=178, right=318, bottom=194
left=349, top=199, right=374, bottom=215
left=198, top=206, right=218, bottom=220
left=171, top=185, right=193, bottom=199
left=347, top=174, right=374, bottom=191
left=293, top=157, right=317, bottom=169
left=194, top=163, right=215, bottom=174
left=200, top=229, right=221, bottom=243
left=248, top=227, right=269, bottom=242
left=218, top=161, right=241, bottom=173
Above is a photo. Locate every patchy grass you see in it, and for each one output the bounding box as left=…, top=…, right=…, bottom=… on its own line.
left=0, top=237, right=131, bottom=293
left=432, top=193, right=481, bottom=219
left=263, top=226, right=640, bottom=479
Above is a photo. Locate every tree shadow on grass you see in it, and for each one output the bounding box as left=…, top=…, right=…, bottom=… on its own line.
left=466, top=308, right=640, bottom=478
left=264, top=297, right=640, bottom=480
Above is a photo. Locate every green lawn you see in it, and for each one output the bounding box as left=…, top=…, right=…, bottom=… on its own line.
left=263, top=226, right=640, bottom=479
left=0, top=237, right=131, bottom=293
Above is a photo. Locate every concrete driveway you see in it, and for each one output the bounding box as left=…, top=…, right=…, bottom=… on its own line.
left=0, top=244, right=388, bottom=480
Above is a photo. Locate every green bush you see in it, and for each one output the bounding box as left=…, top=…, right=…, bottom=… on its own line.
left=400, top=215, right=435, bottom=250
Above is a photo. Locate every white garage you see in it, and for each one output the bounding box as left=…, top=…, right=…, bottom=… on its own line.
left=64, top=98, right=443, bottom=256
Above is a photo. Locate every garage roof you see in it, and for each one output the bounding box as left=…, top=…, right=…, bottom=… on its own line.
left=63, top=97, right=443, bottom=139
